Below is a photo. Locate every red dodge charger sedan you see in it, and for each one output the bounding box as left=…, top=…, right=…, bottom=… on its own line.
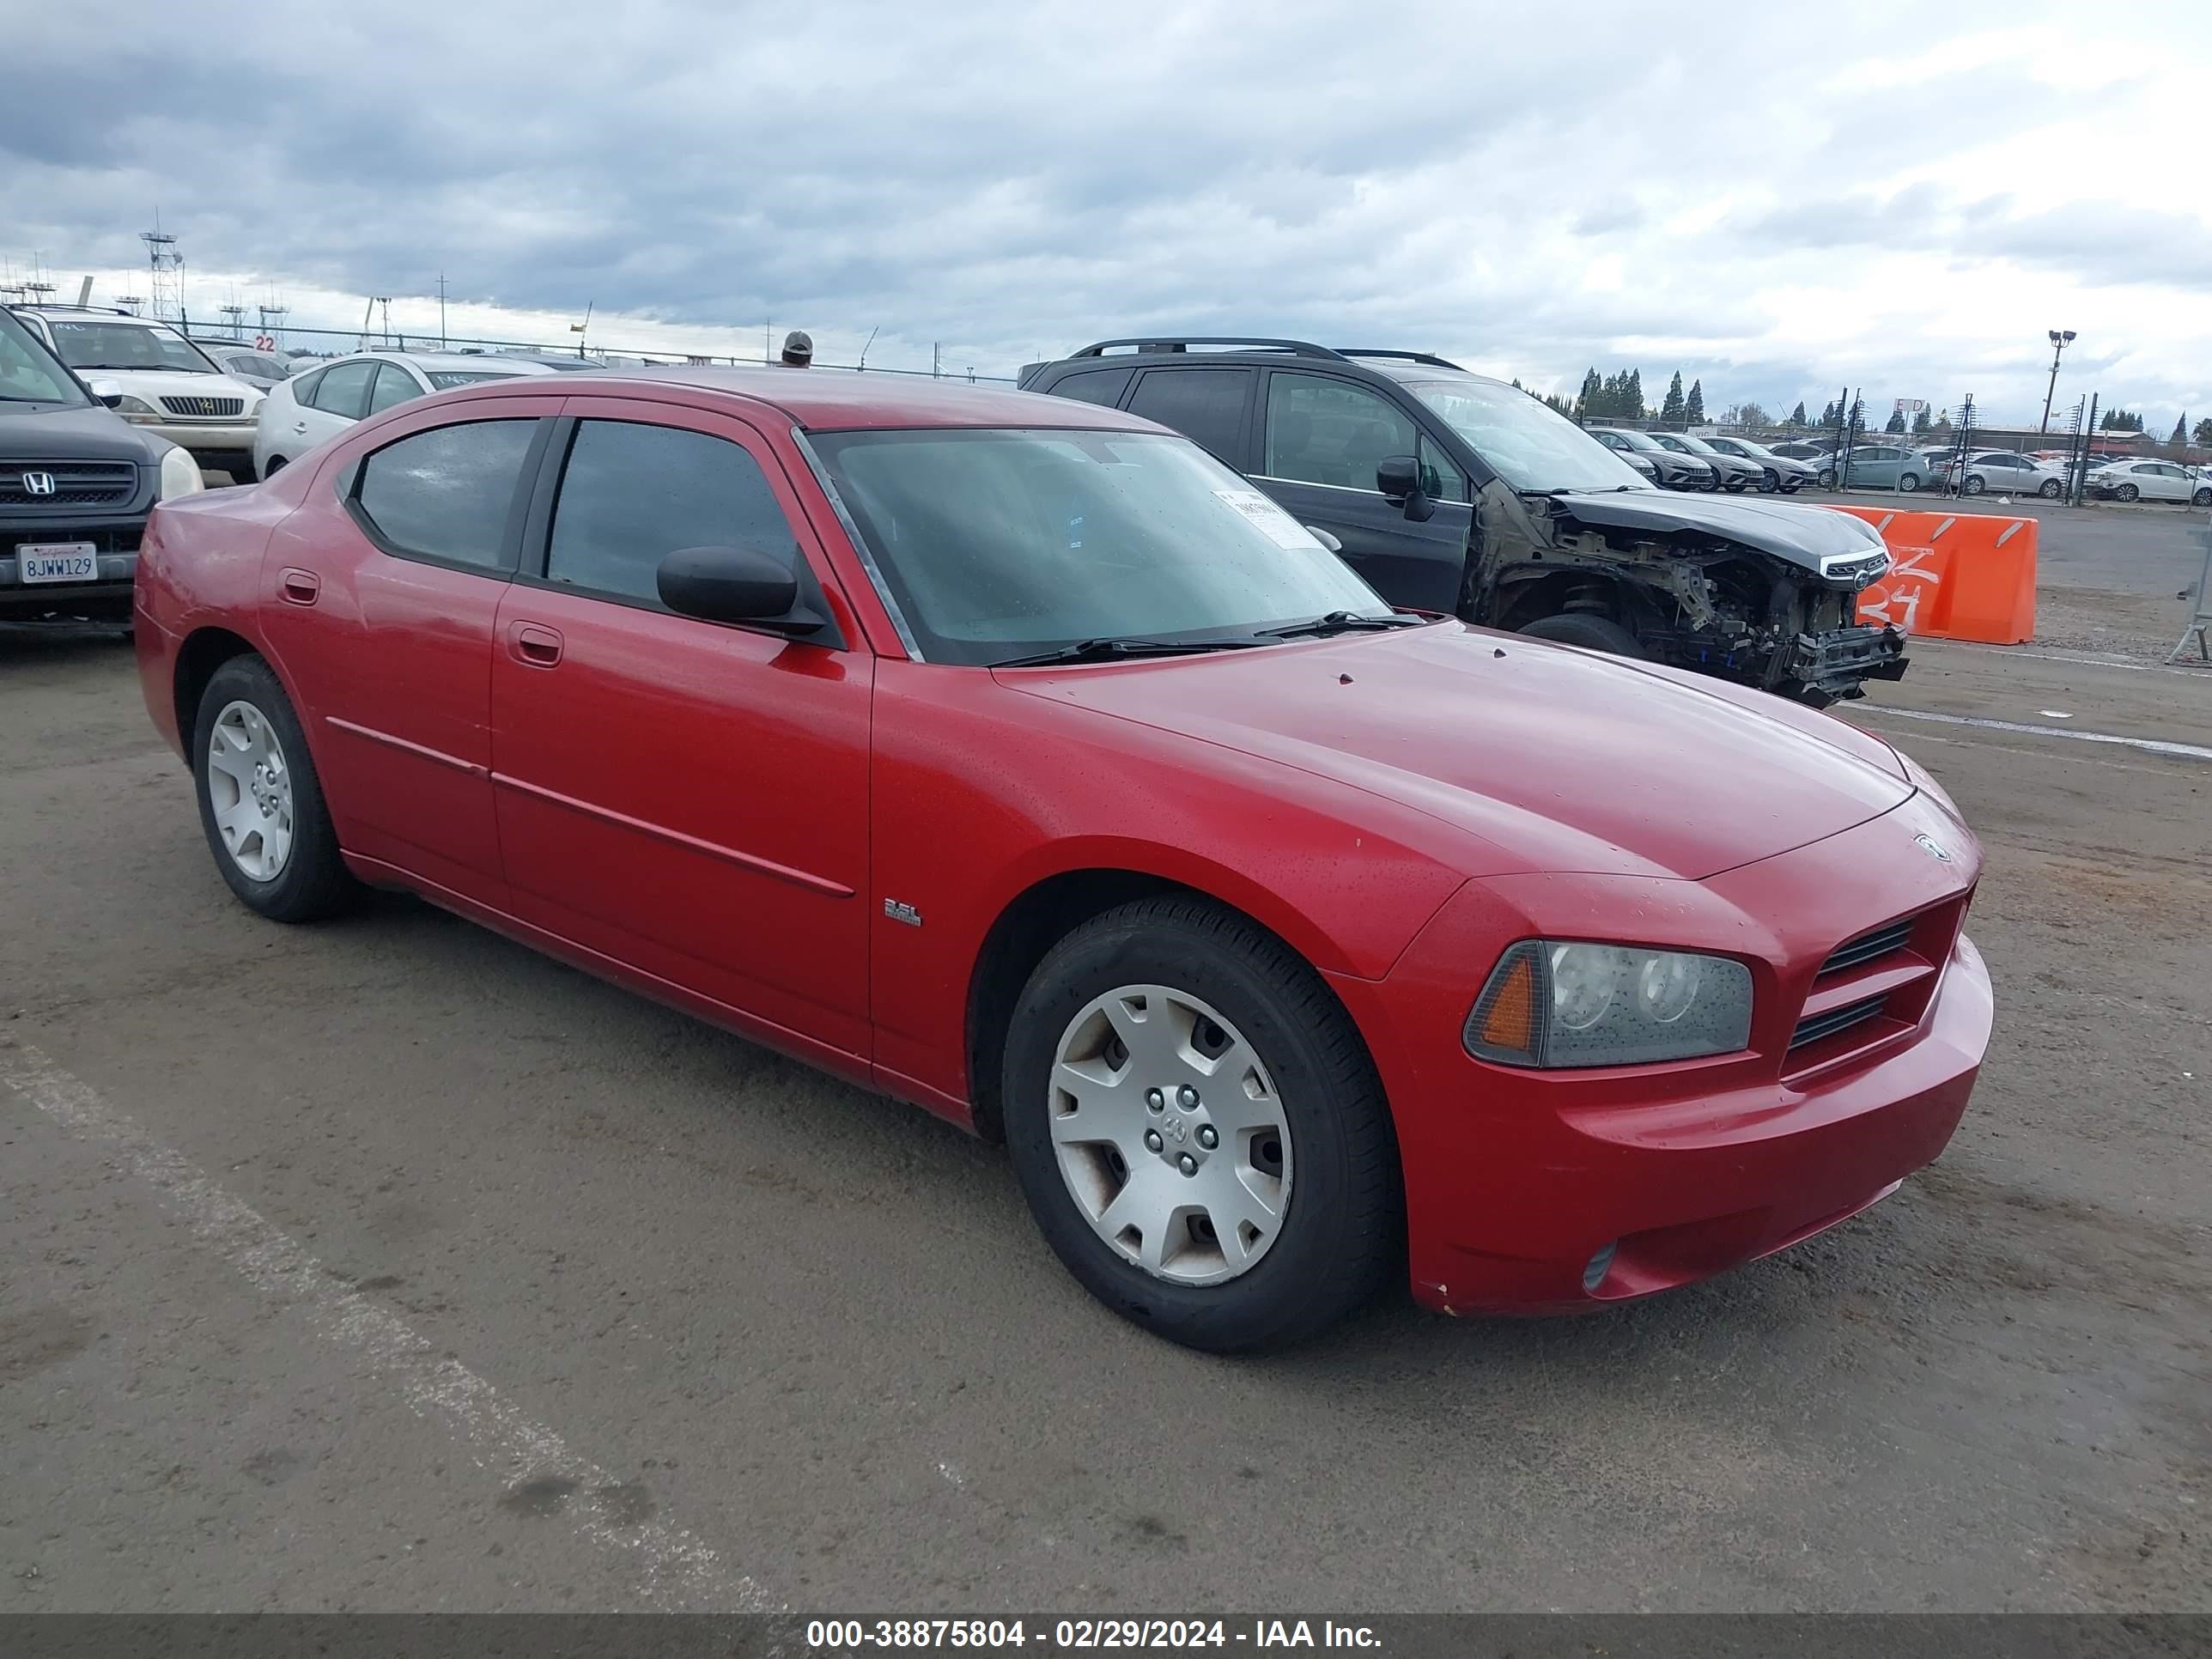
left=133, top=368, right=1991, bottom=1351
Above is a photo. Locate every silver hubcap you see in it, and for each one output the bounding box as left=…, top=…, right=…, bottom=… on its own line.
left=1048, top=984, right=1291, bottom=1285
left=205, top=700, right=295, bottom=882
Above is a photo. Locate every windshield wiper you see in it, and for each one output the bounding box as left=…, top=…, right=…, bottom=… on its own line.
left=993, top=636, right=1267, bottom=668
left=1255, top=610, right=1420, bottom=640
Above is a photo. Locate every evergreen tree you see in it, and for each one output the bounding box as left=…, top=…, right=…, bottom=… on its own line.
left=1577, top=367, right=1602, bottom=418
left=1789, top=401, right=1808, bottom=427
left=1685, top=379, right=1705, bottom=424
left=1625, top=368, right=1645, bottom=419
left=1820, top=398, right=1840, bottom=426
left=1911, top=408, right=1933, bottom=434
left=1660, top=371, right=1686, bottom=423
left=1885, top=409, right=1907, bottom=433
left=2172, top=414, right=2187, bottom=445
left=1511, top=377, right=1524, bottom=391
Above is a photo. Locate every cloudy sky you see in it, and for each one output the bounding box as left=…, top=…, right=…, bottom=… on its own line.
left=7, top=0, right=2210, bottom=429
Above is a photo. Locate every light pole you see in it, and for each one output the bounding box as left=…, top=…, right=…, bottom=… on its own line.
left=2039, top=329, right=2076, bottom=434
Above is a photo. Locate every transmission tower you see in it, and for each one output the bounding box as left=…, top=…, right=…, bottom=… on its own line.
left=219, top=303, right=247, bottom=341
left=140, top=224, right=185, bottom=323
left=258, top=301, right=288, bottom=350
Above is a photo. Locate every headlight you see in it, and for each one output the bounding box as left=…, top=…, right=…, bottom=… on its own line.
left=1465, top=941, right=1754, bottom=1068
left=1897, top=749, right=1960, bottom=823
left=158, top=444, right=205, bottom=500
left=113, top=394, right=161, bottom=420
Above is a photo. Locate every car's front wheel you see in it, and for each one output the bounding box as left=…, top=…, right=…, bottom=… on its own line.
left=1818, top=468, right=1837, bottom=489
left=1002, top=897, right=1401, bottom=1352
left=2039, top=477, right=2063, bottom=498
left=1757, top=468, right=1779, bottom=493
left=191, top=655, right=358, bottom=922
left=1518, top=611, right=1647, bottom=658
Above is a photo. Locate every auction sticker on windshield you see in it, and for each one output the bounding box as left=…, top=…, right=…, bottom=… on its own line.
left=1213, top=488, right=1322, bottom=550
left=17, top=543, right=99, bottom=584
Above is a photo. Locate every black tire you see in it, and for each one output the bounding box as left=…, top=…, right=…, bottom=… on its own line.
left=1758, top=469, right=1778, bottom=493
left=263, top=455, right=288, bottom=476
left=1517, top=611, right=1647, bottom=658
left=2116, top=483, right=2139, bottom=502
left=1964, top=474, right=1986, bottom=496
left=1899, top=471, right=1921, bottom=493
left=1818, top=469, right=1837, bottom=489
left=2039, top=477, right=2063, bottom=498
left=1002, top=897, right=1401, bottom=1352
left=191, top=655, right=358, bottom=922
left=2193, top=488, right=2211, bottom=508
left=221, top=456, right=258, bottom=486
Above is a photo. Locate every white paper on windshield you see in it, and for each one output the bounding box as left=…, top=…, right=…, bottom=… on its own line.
left=1213, top=488, right=1323, bottom=550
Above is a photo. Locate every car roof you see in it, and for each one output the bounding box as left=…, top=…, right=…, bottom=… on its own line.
left=17, top=307, right=175, bottom=328
left=432, top=365, right=1164, bottom=434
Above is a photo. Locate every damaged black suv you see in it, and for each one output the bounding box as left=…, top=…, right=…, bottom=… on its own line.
left=1018, top=338, right=1907, bottom=703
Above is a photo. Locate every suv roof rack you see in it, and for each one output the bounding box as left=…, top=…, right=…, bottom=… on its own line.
left=11, top=302, right=139, bottom=318
left=1068, top=337, right=1349, bottom=362
left=1335, top=349, right=1467, bottom=371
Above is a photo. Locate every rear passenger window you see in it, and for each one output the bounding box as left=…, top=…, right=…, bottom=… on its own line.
left=366, top=362, right=422, bottom=416
left=312, top=360, right=377, bottom=420
left=1044, top=367, right=1134, bottom=407
left=1125, top=368, right=1252, bottom=464
left=354, top=420, right=538, bottom=570
left=545, top=421, right=799, bottom=605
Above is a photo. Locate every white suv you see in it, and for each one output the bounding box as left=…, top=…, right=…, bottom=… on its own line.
left=12, top=306, right=265, bottom=483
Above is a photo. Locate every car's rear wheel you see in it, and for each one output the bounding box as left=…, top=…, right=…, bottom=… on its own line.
left=1899, top=471, right=1921, bottom=493
left=263, top=455, right=289, bottom=476
left=1964, top=474, right=1986, bottom=495
left=1518, top=611, right=1647, bottom=659
left=2039, top=477, right=2063, bottom=498
left=2116, top=483, right=2140, bottom=502
left=192, top=655, right=357, bottom=922
left=2193, top=488, right=2211, bottom=507
left=1002, top=897, right=1400, bottom=1352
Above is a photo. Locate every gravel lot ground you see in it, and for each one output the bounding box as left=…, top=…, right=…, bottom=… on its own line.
left=1, top=519, right=2206, bottom=1614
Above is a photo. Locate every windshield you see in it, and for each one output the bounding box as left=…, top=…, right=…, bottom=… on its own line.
left=1402, top=377, right=1649, bottom=493
left=425, top=368, right=538, bottom=390
left=1669, top=434, right=1723, bottom=457
left=809, top=428, right=1396, bottom=666
left=46, top=319, right=216, bottom=374
left=0, top=310, right=87, bottom=404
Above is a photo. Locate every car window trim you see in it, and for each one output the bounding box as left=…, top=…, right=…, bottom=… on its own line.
left=1249, top=472, right=1474, bottom=514
left=790, top=427, right=922, bottom=660
left=512, top=410, right=849, bottom=652
left=339, top=415, right=554, bottom=579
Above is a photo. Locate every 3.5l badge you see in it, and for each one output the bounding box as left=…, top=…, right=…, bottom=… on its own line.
left=883, top=898, right=923, bottom=927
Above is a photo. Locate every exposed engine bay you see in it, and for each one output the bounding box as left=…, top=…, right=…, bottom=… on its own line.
left=1466, top=484, right=1911, bottom=706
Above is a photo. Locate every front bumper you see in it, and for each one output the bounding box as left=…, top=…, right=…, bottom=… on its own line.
left=125, top=420, right=254, bottom=454
left=1791, top=620, right=1909, bottom=700
left=1, top=515, right=144, bottom=619
left=1336, top=793, right=1990, bottom=1316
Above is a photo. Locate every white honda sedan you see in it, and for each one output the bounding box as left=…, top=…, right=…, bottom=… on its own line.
left=2087, top=458, right=2212, bottom=507
left=252, top=352, right=556, bottom=477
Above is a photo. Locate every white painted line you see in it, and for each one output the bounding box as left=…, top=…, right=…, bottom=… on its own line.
left=1918, top=641, right=2212, bottom=678
left=0, top=1042, right=775, bottom=1613
left=1862, top=707, right=2212, bottom=763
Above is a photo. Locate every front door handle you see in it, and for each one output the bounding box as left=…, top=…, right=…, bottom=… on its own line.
left=507, top=621, right=564, bottom=668
left=278, top=567, right=319, bottom=605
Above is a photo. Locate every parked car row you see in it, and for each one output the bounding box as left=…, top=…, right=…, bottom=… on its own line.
left=2086, top=456, right=2212, bottom=506
left=1587, top=428, right=1817, bottom=494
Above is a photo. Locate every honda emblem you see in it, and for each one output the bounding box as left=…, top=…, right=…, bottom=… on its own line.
left=21, top=471, right=57, bottom=496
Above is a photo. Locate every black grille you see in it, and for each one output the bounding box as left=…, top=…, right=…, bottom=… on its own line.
left=159, top=395, right=245, bottom=418
left=1820, top=919, right=1912, bottom=976
left=0, top=461, right=139, bottom=507
left=1791, top=994, right=1888, bottom=1049
left=2, top=523, right=143, bottom=556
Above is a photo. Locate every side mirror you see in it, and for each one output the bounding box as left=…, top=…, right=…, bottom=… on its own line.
left=1376, top=454, right=1436, bottom=523
left=1304, top=526, right=1344, bottom=555
left=88, top=378, right=125, bottom=409
left=656, top=544, right=827, bottom=635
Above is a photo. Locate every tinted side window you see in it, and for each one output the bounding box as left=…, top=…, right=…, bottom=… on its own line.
left=1125, top=368, right=1251, bottom=464
left=546, top=420, right=799, bottom=605
left=355, top=420, right=539, bottom=570
left=1047, top=366, right=1134, bottom=407
left=366, top=362, right=422, bottom=416
left=1262, top=372, right=1422, bottom=492
left=313, top=361, right=377, bottom=420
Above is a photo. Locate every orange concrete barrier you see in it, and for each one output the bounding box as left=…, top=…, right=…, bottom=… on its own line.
left=1825, top=504, right=2037, bottom=644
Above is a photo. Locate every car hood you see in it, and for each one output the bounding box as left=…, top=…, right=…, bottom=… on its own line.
left=1002, top=623, right=1913, bottom=883
left=0, top=401, right=160, bottom=464
left=1545, top=488, right=1886, bottom=574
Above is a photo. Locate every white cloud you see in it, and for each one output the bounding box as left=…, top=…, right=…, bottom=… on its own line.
left=4, top=0, right=2210, bottom=426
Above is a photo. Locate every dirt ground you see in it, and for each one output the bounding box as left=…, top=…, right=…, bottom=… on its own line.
left=1, top=555, right=2206, bottom=1613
